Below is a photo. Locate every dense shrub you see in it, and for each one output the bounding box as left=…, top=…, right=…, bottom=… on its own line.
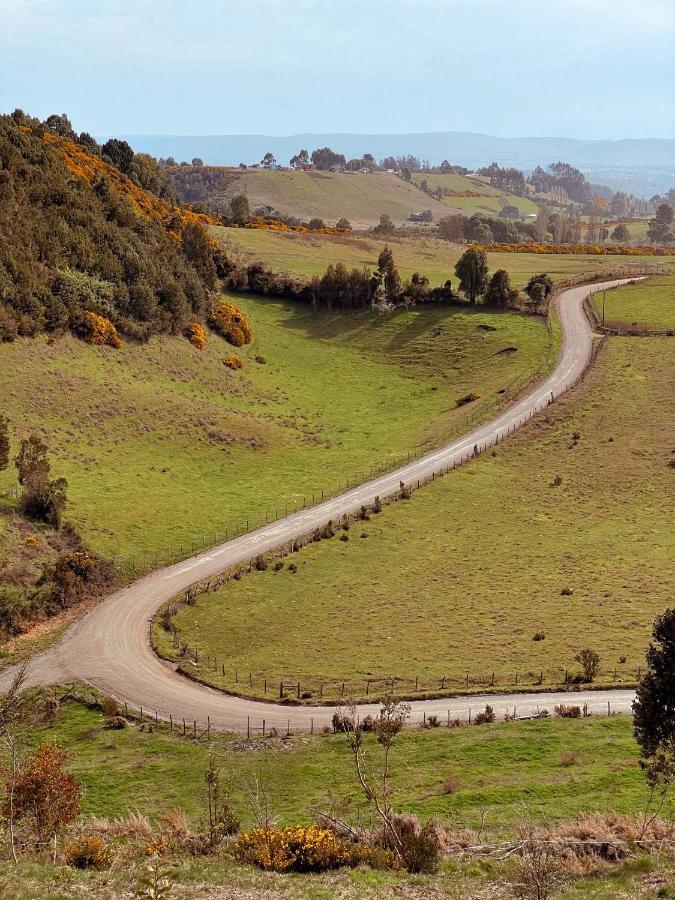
left=555, top=704, right=582, bottom=718
left=474, top=705, right=496, bottom=725
left=4, top=745, right=80, bottom=842
left=0, top=112, right=216, bottom=341
left=223, top=354, right=243, bottom=370
left=385, top=813, right=442, bottom=874
left=185, top=321, right=207, bottom=350
left=44, top=549, right=118, bottom=608
left=208, top=299, right=253, bottom=346
left=77, top=311, right=123, bottom=348
left=234, top=825, right=349, bottom=872
left=65, top=833, right=112, bottom=870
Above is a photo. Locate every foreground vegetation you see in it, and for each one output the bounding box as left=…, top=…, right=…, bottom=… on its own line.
left=159, top=327, right=674, bottom=696
left=0, top=693, right=673, bottom=899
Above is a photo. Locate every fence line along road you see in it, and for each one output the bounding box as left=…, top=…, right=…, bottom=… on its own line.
left=0, top=278, right=643, bottom=732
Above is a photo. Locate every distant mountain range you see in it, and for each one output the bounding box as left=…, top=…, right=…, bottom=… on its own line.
left=103, top=132, right=675, bottom=197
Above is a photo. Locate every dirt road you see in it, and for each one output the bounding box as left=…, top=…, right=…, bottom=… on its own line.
left=0, top=279, right=639, bottom=731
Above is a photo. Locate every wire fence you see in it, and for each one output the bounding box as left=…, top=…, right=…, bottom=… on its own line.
left=95, top=691, right=628, bottom=738
left=151, top=274, right=652, bottom=709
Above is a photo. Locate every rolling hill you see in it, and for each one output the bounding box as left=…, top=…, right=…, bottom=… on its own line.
left=171, top=167, right=456, bottom=227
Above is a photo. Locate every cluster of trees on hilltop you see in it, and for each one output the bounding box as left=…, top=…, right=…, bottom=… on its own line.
left=0, top=110, right=219, bottom=342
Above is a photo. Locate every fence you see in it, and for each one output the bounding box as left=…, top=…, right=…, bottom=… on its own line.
left=72, top=685, right=628, bottom=739
left=151, top=277, right=646, bottom=709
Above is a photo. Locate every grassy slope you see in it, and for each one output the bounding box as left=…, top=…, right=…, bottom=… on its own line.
left=593, top=273, right=674, bottom=330
left=411, top=172, right=540, bottom=217
left=5, top=705, right=671, bottom=898
left=219, top=169, right=453, bottom=227
left=21, top=700, right=652, bottom=834
left=215, top=227, right=675, bottom=286
left=165, top=330, right=674, bottom=694
left=0, top=296, right=548, bottom=572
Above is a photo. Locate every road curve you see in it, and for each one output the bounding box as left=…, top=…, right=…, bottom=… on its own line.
left=1, top=279, right=640, bottom=731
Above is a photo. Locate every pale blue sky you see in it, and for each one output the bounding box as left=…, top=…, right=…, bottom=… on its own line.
left=1, top=0, right=673, bottom=138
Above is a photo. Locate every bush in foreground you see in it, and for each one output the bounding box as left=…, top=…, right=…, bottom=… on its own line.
left=234, top=825, right=349, bottom=873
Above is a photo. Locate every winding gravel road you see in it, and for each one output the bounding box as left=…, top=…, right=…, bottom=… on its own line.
left=1, top=279, right=640, bottom=731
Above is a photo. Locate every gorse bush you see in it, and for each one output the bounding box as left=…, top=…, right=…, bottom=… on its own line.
left=234, top=825, right=349, bottom=873
left=223, top=354, right=244, bottom=370
left=185, top=321, right=207, bottom=350
left=0, top=111, right=216, bottom=342
left=208, top=300, right=253, bottom=347
left=78, top=311, right=123, bottom=348
left=64, top=833, right=112, bottom=870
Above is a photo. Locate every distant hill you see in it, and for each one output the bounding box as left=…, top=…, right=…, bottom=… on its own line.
left=169, top=168, right=457, bottom=228
left=103, top=132, right=675, bottom=196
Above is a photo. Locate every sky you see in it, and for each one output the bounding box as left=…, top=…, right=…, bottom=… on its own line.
left=1, top=0, right=674, bottom=139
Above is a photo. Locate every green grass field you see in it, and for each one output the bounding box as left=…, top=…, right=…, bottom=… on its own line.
left=0, top=294, right=548, bottom=575
left=410, top=172, right=540, bottom=217
left=162, top=327, right=674, bottom=696
left=218, top=168, right=451, bottom=227
left=593, top=273, right=674, bottom=330
left=215, top=227, right=674, bottom=287
left=21, top=700, right=652, bottom=833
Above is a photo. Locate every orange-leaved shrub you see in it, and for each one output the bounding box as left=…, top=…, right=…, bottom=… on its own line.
left=64, top=833, right=112, bottom=869
left=185, top=321, right=207, bottom=350
left=223, top=354, right=243, bottom=370
left=234, top=825, right=349, bottom=873
left=80, top=311, right=123, bottom=348
left=4, top=744, right=80, bottom=842
left=208, top=299, right=252, bottom=347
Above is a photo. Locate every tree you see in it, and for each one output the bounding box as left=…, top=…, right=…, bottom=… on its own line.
left=377, top=245, right=402, bottom=302
left=310, top=147, right=346, bottom=171
left=181, top=223, right=217, bottom=288
left=230, top=194, right=250, bottom=225
left=633, top=609, right=675, bottom=788
left=261, top=152, right=276, bottom=169
left=191, top=157, right=204, bottom=167
left=76, top=132, right=100, bottom=155
left=201, top=747, right=239, bottom=848
left=610, top=192, right=629, bottom=217
left=647, top=204, right=673, bottom=244
left=401, top=166, right=412, bottom=182
left=534, top=206, right=549, bottom=242
left=454, top=248, right=488, bottom=302
left=575, top=648, right=600, bottom=682
left=43, top=113, right=76, bottom=140
left=0, top=415, right=9, bottom=472
left=373, top=214, right=395, bottom=235
left=15, top=434, right=68, bottom=529
left=485, top=269, right=517, bottom=308
left=290, top=149, right=309, bottom=168
left=473, top=223, right=493, bottom=246
left=101, top=138, right=134, bottom=175
left=3, top=744, right=80, bottom=844
left=611, top=224, right=631, bottom=243
left=307, top=217, right=326, bottom=231
left=439, top=214, right=466, bottom=242
left=335, top=217, right=351, bottom=230
left=525, top=273, right=553, bottom=304
left=500, top=205, right=520, bottom=219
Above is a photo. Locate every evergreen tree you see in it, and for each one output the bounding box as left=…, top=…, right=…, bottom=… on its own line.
left=633, top=608, right=675, bottom=786
left=454, top=248, right=488, bottom=302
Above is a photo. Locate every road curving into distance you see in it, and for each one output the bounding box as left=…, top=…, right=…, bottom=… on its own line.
left=1, top=279, right=641, bottom=732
